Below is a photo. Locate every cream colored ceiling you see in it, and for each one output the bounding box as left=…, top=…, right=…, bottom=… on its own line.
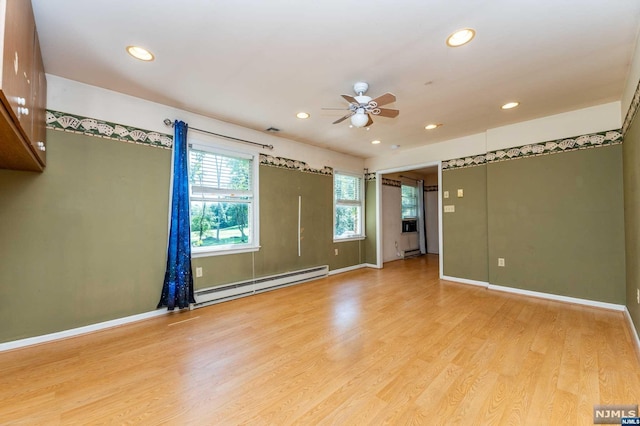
left=31, top=0, right=640, bottom=159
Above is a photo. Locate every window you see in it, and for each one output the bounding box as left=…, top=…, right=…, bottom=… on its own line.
left=188, top=143, right=259, bottom=255
left=401, top=184, right=417, bottom=219
left=334, top=172, right=364, bottom=240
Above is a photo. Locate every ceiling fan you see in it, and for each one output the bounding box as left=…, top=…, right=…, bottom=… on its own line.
left=326, top=82, right=399, bottom=128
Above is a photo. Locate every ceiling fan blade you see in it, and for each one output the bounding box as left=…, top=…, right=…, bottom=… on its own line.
left=333, top=113, right=354, bottom=124
left=341, top=94, right=358, bottom=104
left=366, top=114, right=374, bottom=127
left=376, top=108, right=399, bottom=118
left=370, top=93, right=396, bottom=107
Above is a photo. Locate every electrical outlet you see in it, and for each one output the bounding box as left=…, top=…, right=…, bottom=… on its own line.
left=498, top=258, right=505, bottom=267
left=334, top=248, right=339, bottom=256
left=196, top=267, right=203, bottom=278
left=444, top=191, right=449, bottom=199
left=457, top=189, right=464, bottom=197
left=444, top=205, right=455, bottom=213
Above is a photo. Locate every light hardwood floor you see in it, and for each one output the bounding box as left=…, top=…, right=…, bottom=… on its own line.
left=1, top=255, right=639, bottom=425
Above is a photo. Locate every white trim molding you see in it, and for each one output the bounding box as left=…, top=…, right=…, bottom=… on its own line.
left=363, top=263, right=381, bottom=269
left=488, top=284, right=625, bottom=311
left=440, top=275, right=626, bottom=312
left=441, top=275, right=489, bottom=288
left=0, top=309, right=169, bottom=352
left=624, top=308, right=640, bottom=360
left=329, top=264, right=367, bottom=276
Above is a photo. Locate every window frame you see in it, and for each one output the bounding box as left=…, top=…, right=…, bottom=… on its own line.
left=333, top=170, right=365, bottom=242
left=401, top=183, right=418, bottom=220
left=188, top=141, right=260, bottom=258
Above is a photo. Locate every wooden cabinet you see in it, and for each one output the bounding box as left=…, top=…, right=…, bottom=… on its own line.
left=0, top=0, right=47, bottom=172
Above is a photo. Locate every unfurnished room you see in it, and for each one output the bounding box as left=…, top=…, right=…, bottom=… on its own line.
left=1, top=0, right=640, bottom=424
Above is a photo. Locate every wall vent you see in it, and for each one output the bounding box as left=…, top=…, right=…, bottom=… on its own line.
left=192, top=265, right=329, bottom=309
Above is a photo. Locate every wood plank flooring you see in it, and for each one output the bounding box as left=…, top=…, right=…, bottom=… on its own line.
left=1, top=255, right=639, bottom=424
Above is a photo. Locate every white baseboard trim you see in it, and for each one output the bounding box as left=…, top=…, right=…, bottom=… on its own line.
left=488, top=284, right=626, bottom=311
left=329, top=264, right=367, bottom=276
left=624, top=308, right=640, bottom=358
left=0, top=308, right=169, bottom=352
left=363, top=263, right=381, bottom=269
left=441, top=275, right=489, bottom=288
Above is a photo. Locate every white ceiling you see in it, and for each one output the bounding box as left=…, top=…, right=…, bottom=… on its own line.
left=31, top=0, right=640, bottom=159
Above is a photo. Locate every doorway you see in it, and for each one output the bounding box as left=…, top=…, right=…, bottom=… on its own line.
left=377, top=163, right=440, bottom=266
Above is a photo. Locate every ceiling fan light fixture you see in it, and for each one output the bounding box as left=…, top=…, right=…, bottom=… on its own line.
left=350, top=110, right=369, bottom=128
left=296, top=112, right=310, bottom=119
left=501, top=101, right=520, bottom=110
left=126, top=45, right=154, bottom=61
left=446, top=28, right=476, bottom=47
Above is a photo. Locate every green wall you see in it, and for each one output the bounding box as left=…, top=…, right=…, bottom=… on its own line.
left=441, top=145, right=626, bottom=304
left=488, top=146, right=625, bottom=303
left=442, top=165, right=489, bottom=282
left=0, top=131, right=170, bottom=341
left=623, top=106, right=640, bottom=337
left=0, top=130, right=365, bottom=343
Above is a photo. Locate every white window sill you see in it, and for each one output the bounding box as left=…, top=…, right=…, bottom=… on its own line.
left=333, top=236, right=366, bottom=243
left=191, top=245, right=260, bottom=258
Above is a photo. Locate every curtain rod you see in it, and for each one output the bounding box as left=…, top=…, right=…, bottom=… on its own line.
left=163, top=119, right=274, bottom=150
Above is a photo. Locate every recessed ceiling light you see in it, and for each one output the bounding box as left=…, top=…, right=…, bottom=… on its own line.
left=126, top=45, right=154, bottom=61
left=501, top=102, right=520, bottom=110
left=446, top=28, right=476, bottom=47
left=296, top=112, right=310, bottom=119
left=371, top=140, right=381, bottom=145
left=425, top=123, right=442, bottom=130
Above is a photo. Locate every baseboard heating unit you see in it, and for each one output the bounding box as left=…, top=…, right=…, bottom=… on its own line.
left=191, top=265, right=329, bottom=309
left=402, top=249, right=422, bottom=259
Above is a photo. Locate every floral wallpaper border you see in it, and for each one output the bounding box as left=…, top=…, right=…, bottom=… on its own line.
left=623, top=78, right=640, bottom=136
left=46, top=110, right=173, bottom=149
left=259, top=154, right=333, bottom=176
left=425, top=185, right=439, bottom=192
left=365, top=173, right=376, bottom=181
left=382, top=178, right=401, bottom=187
left=443, top=129, right=622, bottom=170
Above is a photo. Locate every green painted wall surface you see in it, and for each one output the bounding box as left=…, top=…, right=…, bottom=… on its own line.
left=623, top=110, right=640, bottom=336
left=192, top=253, right=254, bottom=290
left=488, top=146, right=625, bottom=303
left=442, top=166, right=488, bottom=282
left=364, top=179, right=377, bottom=265
left=0, top=131, right=170, bottom=342
left=0, top=133, right=365, bottom=343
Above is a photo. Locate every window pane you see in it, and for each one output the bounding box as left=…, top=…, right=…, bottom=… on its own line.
left=190, top=201, right=251, bottom=248
left=335, top=174, right=360, bottom=201
left=402, top=185, right=417, bottom=218
left=335, top=205, right=361, bottom=238
left=190, top=149, right=251, bottom=193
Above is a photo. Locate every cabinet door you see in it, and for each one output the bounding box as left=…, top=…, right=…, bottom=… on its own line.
left=30, top=29, right=46, bottom=165
left=2, top=0, right=35, bottom=141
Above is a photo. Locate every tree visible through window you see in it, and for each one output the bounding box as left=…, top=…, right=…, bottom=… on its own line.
left=189, top=146, right=257, bottom=252
left=334, top=172, right=364, bottom=239
left=402, top=184, right=417, bottom=219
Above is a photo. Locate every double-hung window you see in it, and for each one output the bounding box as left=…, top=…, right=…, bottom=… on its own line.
left=333, top=172, right=364, bottom=240
left=401, top=184, right=418, bottom=219
left=188, top=143, right=259, bottom=256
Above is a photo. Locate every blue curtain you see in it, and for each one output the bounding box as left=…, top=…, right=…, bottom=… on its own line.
left=158, top=120, right=195, bottom=310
